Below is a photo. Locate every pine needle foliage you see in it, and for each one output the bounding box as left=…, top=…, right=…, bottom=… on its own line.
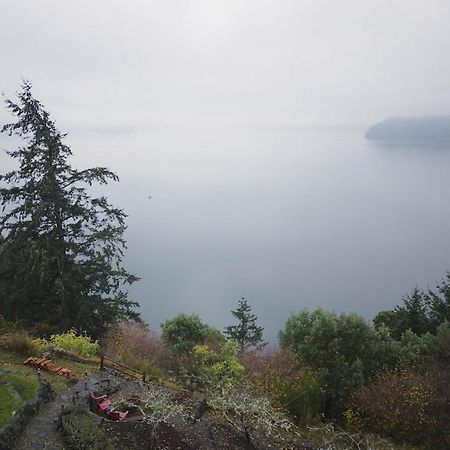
left=224, top=297, right=265, bottom=353
left=0, top=82, right=139, bottom=338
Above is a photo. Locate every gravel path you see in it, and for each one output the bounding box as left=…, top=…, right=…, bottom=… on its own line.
left=13, top=370, right=121, bottom=450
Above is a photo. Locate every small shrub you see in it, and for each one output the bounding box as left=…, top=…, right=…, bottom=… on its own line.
left=241, top=348, right=322, bottom=424
left=61, top=408, right=115, bottom=450
left=102, top=321, right=173, bottom=373
left=347, top=367, right=439, bottom=445
left=50, top=329, right=99, bottom=358
left=208, top=385, right=292, bottom=436
left=278, top=369, right=323, bottom=424
left=185, top=341, right=244, bottom=388
left=31, top=337, right=51, bottom=354
left=241, top=347, right=302, bottom=393
left=0, top=331, right=42, bottom=356
left=142, top=387, right=187, bottom=424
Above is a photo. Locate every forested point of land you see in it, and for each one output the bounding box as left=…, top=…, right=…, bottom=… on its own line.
left=365, top=116, right=450, bottom=142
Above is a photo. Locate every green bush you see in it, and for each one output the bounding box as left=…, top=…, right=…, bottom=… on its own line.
left=277, top=369, right=323, bottom=424
left=0, top=331, right=42, bottom=356
left=161, top=313, right=211, bottom=355
left=190, top=341, right=244, bottom=387
left=50, top=329, right=99, bottom=358
left=30, top=337, right=51, bottom=355
left=61, top=408, right=115, bottom=450
left=279, top=308, right=401, bottom=417
left=346, top=367, right=440, bottom=446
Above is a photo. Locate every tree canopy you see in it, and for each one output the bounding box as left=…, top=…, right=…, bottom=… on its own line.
left=160, top=313, right=213, bottom=355
left=279, top=308, right=398, bottom=416
left=374, top=278, right=450, bottom=339
left=0, top=82, right=139, bottom=338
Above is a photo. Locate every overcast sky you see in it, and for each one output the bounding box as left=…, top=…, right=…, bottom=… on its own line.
left=1, top=0, right=450, bottom=131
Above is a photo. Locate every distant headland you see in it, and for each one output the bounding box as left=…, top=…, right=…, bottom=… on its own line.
left=365, top=116, right=450, bottom=142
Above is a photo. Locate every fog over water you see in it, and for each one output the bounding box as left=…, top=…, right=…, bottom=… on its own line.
left=1, top=0, right=450, bottom=340
left=35, top=127, right=450, bottom=340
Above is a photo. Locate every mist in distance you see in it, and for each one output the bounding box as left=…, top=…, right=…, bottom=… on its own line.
left=1, top=1, right=450, bottom=339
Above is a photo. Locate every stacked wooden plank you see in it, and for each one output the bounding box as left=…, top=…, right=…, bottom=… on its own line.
left=23, top=356, right=80, bottom=379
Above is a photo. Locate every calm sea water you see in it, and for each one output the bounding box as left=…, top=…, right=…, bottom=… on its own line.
left=3, top=127, right=450, bottom=340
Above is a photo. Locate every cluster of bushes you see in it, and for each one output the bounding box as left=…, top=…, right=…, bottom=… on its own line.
left=207, top=384, right=292, bottom=436
left=277, top=308, right=450, bottom=448
left=344, top=323, right=450, bottom=448
left=95, top=306, right=450, bottom=448
left=0, top=320, right=99, bottom=359
left=2, top=286, right=450, bottom=449
left=100, top=314, right=250, bottom=391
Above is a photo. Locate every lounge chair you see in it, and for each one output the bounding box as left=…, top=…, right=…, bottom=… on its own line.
left=90, top=392, right=129, bottom=421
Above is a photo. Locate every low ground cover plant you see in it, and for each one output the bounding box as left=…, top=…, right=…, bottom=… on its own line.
left=61, top=408, right=115, bottom=450
left=208, top=384, right=292, bottom=436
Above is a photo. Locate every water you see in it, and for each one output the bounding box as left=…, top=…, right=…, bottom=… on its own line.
left=3, top=127, right=450, bottom=340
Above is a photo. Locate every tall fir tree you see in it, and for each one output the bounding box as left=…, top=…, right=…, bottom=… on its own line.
left=428, top=274, right=450, bottom=331
left=224, top=297, right=265, bottom=353
left=0, top=82, right=139, bottom=338
left=397, top=287, right=433, bottom=335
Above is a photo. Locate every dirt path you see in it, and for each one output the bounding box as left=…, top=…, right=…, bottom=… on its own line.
left=13, top=370, right=120, bottom=450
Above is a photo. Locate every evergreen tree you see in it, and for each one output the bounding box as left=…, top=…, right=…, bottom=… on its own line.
left=428, top=274, right=450, bottom=330
left=398, top=287, right=433, bottom=335
left=374, top=288, right=434, bottom=338
left=0, top=82, right=139, bottom=338
left=224, top=297, right=265, bottom=353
